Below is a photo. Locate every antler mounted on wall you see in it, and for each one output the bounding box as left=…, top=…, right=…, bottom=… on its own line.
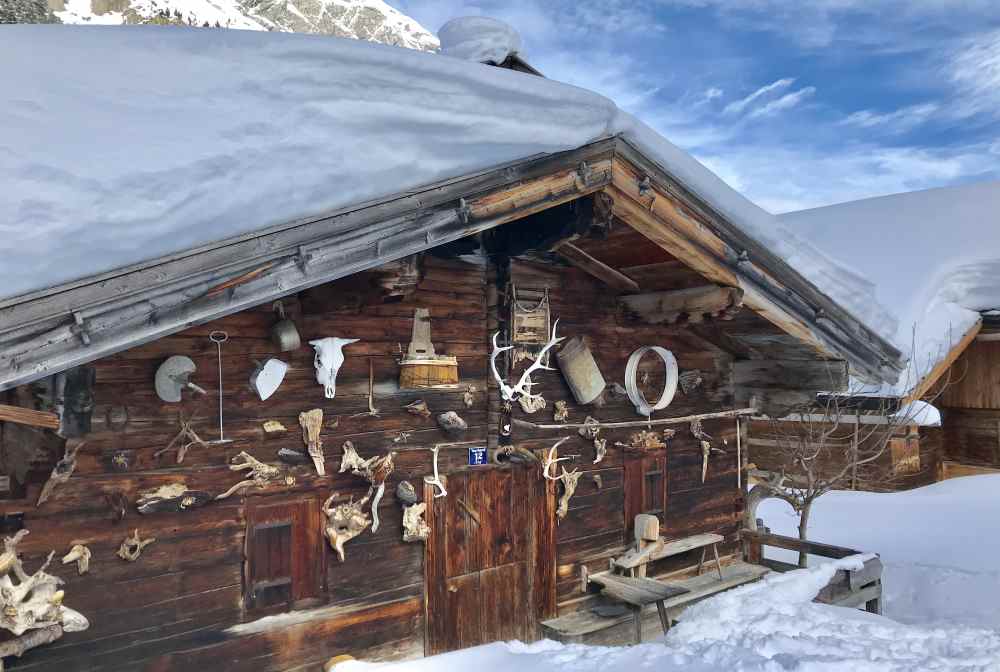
left=490, top=319, right=564, bottom=403
left=541, top=437, right=582, bottom=521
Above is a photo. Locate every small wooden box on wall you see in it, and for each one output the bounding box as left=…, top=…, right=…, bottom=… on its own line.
left=398, top=308, right=460, bottom=389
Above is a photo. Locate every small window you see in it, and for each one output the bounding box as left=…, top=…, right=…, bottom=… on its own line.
left=245, top=497, right=323, bottom=613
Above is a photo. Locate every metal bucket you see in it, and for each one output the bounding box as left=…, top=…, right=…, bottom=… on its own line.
left=556, top=336, right=606, bottom=405
left=271, top=301, right=301, bottom=352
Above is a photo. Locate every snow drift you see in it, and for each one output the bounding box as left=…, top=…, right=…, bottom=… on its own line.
left=337, top=552, right=1000, bottom=672
left=760, top=474, right=1000, bottom=630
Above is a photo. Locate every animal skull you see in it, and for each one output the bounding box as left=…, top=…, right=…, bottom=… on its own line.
left=310, top=337, right=359, bottom=399
left=323, top=493, right=371, bottom=562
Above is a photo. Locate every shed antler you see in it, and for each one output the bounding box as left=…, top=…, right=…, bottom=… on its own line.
left=540, top=437, right=582, bottom=521
left=490, top=319, right=564, bottom=402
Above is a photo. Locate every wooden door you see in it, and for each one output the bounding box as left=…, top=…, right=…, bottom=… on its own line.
left=425, top=466, right=544, bottom=654
left=244, top=496, right=323, bottom=615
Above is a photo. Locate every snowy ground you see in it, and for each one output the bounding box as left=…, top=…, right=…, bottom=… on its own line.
left=338, top=476, right=1000, bottom=671
left=759, top=474, right=1000, bottom=630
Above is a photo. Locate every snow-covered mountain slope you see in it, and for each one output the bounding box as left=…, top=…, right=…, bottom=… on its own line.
left=51, top=0, right=438, bottom=51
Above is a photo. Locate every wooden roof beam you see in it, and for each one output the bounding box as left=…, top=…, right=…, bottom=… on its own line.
left=552, top=241, right=639, bottom=293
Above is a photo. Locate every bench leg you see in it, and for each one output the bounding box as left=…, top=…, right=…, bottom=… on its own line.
left=697, top=547, right=706, bottom=575
left=712, top=543, right=723, bottom=580
left=632, top=605, right=643, bottom=644
left=656, top=600, right=670, bottom=633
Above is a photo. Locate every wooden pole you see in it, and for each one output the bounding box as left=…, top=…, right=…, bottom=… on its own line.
left=512, top=407, right=757, bottom=431
left=851, top=416, right=859, bottom=490
left=0, top=404, right=59, bottom=430
left=736, top=417, right=742, bottom=490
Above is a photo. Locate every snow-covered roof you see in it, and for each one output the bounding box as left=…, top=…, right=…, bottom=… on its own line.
left=780, top=180, right=1000, bottom=393
left=439, top=16, right=522, bottom=65
left=0, top=24, right=905, bottom=391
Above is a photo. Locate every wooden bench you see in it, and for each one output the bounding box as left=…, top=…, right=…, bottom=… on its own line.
left=586, top=572, right=690, bottom=643
left=614, top=531, right=725, bottom=580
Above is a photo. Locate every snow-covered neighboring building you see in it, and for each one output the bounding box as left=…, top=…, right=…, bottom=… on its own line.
left=0, top=22, right=898, bottom=670
left=772, top=181, right=1000, bottom=482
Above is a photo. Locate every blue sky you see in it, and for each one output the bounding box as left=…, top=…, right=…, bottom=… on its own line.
left=391, top=0, right=1000, bottom=213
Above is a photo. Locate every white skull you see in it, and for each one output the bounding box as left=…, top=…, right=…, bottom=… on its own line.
left=310, top=337, right=359, bottom=399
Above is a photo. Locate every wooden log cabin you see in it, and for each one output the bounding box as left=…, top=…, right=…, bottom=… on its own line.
left=0, top=33, right=905, bottom=671
left=0, top=137, right=903, bottom=669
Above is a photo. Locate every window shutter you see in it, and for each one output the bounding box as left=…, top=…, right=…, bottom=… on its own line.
left=246, top=519, right=294, bottom=610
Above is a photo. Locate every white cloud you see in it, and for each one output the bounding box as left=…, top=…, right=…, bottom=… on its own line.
left=947, top=28, right=1000, bottom=119
left=723, top=78, right=794, bottom=115
left=840, top=103, right=940, bottom=131
left=697, top=142, right=999, bottom=213
left=746, top=86, right=816, bottom=118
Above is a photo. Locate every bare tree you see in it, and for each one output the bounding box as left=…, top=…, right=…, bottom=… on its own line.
left=746, top=328, right=964, bottom=567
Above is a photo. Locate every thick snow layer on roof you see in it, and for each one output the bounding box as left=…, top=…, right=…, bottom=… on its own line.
left=781, top=180, right=1000, bottom=392
left=0, top=23, right=798, bottom=304
left=338, top=548, right=1000, bottom=670
left=438, top=16, right=521, bottom=64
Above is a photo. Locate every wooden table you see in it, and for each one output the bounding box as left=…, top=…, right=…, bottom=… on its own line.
left=587, top=573, right=690, bottom=643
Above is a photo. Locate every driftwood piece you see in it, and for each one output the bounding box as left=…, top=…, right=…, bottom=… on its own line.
left=216, top=452, right=283, bottom=501
left=298, top=409, right=325, bottom=475
left=118, top=530, right=155, bottom=562
left=263, top=420, right=287, bottom=433
left=402, top=503, right=429, bottom=543
left=61, top=544, right=91, bottom=575
left=155, top=412, right=207, bottom=464
left=338, top=443, right=396, bottom=533
left=135, top=483, right=212, bottom=514
left=0, top=530, right=89, bottom=648
left=0, top=623, right=64, bottom=670
left=323, top=493, right=370, bottom=562
left=36, top=440, right=84, bottom=507
left=592, top=438, right=607, bottom=464
left=405, top=399, right=432, bottom=418
left=577, top=416, right=601, bottom=440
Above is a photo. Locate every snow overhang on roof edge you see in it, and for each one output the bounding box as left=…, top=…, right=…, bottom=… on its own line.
left=0, top=137, right=904, bottom=392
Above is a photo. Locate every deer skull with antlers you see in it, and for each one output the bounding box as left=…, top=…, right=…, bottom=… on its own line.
left=541, top=437, right=582, bottom=521
left=490, top=319, right=564, bottom=404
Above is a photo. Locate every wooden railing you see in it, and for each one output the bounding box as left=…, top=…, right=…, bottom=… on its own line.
left=741, top=530, right=883, bottom=615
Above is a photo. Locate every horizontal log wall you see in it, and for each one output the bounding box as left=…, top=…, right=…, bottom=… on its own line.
left=934, top=337, right=1000, bottom=469
left=506, top=257, right=744, bottom=616
left=747, top=419, right=938, bottom=492
left=0, top=255, right=488, bottom=671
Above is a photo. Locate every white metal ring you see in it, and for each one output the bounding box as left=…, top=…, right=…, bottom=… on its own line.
left=625, top=346, right=678, bottom=417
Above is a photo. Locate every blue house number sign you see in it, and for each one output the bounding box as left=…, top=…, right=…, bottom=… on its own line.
left=468, top=446, right=488, bottom=466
